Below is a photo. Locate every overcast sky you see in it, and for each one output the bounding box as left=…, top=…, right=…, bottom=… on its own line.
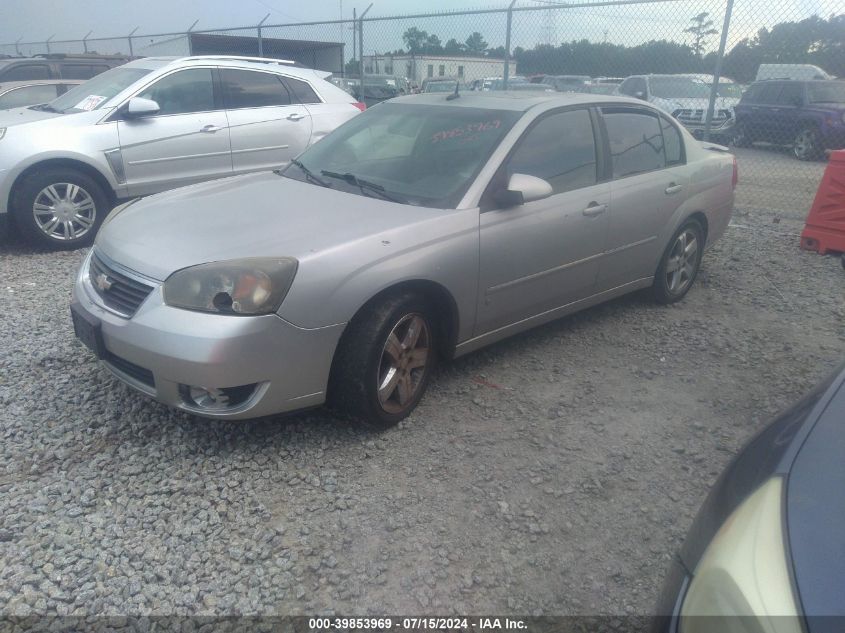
left=1, top=0, right=835, bottom=53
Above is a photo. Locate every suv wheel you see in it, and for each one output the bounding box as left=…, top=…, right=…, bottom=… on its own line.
left=730, top=122, right=752, bottom=148
left=793, top=127, right=822, bottom=161
left=328, top=293, right=437, bottom=429
left=12, top=167, right=109, bottom=250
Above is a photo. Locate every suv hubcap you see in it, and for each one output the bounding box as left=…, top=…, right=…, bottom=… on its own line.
left=33, top=183, right=96, bottom=241
left=377, top=314, right=431, bottom=414
left=794, top=130, right=814, bottom=158
left=666, top=229, right=698, bottom=295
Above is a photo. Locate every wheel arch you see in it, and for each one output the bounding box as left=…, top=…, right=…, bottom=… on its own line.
left=9, top=157, right=117, bottom=212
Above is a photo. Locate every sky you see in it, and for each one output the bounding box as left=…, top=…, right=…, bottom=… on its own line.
left=1, top=0, right=836, bottom=56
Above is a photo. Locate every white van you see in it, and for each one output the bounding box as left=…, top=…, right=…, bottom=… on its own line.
left=755, top=64, right=833, bottom=81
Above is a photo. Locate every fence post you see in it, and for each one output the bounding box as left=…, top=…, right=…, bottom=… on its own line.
left=257, top=13, right=270, bottom=57
left=186, top=20, right=199, bottom=55
left=358, top=4, right=373, bottom=86
left=15, top=38, right=21, bottom=56
left=127, top=27, right=138, bottom=58
left=704, top=0, right=735, bottom=142
left=46, top=34, right=54, bottom=54
left=82, top=30, right=92, bottom=54
left=503, top=0, right=517, bottom=90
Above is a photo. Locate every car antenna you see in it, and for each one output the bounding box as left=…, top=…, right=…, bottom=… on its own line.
left=446, top=81, right=460, bottom=101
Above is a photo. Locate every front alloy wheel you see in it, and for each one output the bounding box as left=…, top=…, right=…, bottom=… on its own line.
left=793, top=128, right=821, bottom=161
left=377, top=314, right=431, bottom=414
left=33, top=183, right=97, bottom=242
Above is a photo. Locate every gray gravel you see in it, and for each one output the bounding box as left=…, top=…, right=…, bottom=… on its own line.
left=1, top=149, right=844, bottom=617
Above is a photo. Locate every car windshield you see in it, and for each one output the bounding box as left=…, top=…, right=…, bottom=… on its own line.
left=808, top=82, right=845, bottom=104
left=283, top=103, right=521, bottom=208
left=650, top=77, right=712, bottom=99
left=48, top=66, right=153, bottom=113
left=717, top=82, right=743, bottom=98
left=425, top=82, right=458, bottom=93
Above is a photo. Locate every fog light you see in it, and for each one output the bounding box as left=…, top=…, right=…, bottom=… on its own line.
left=179, top=383, right=259, bottom=410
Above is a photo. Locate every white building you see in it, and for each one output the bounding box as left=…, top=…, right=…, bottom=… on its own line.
left=363, top=54, right=516, bottom=87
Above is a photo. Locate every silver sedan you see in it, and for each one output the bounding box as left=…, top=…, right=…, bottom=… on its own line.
left=71, top=92, right=736, bottom=427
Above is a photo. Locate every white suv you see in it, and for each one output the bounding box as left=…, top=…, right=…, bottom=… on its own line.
left=0, top=56, right=363, bottom=249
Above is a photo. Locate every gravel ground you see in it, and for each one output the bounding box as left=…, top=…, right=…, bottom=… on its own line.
left=1, top=149, right=844, bottom=619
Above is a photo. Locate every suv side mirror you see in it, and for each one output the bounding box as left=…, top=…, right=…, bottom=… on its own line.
left=124, top=97, right=160, bottom=118
left=494, top=173, right=554, bottom=208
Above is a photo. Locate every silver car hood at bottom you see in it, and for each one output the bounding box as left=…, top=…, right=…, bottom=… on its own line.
left=96, top=172, right=450, bottom=281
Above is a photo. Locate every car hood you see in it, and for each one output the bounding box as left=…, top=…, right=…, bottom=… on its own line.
left=96, top=172, right=448, bottom=281
left=0, top=106, right=64, bottom=126
left=651, top=96, right=737, bottom=113
left=787, top=376, right=845, bottom=621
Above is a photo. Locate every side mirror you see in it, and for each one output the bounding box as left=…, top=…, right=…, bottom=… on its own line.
left=494, top=173, right=554, bottom=208
left=124, top=97, right=160, bottom=118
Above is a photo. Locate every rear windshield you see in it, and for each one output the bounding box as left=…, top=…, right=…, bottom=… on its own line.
left=284, top=103, right=521, bottom=208
left=49, top=66, right=153, bottom=113
left=808, top=82, right=845, bottom=104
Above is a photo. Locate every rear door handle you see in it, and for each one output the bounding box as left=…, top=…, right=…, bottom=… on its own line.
left=582, top=202, right=607, bottom=217
left=200, top=124, right=222, bottom=133
left=287, top=113, right=307, bottom=121
left=665, top=183, right=684, bottom=195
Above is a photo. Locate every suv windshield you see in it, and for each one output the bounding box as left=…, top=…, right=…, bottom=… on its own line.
left=717, top=82, right=743, bottom=98
left=650, top=77, right=712, bottom=99
left=283, top=103, right=521, bottom=208
left=808, top=82, right=845, bottom=104
left=48, top=66, right=154, bottom=113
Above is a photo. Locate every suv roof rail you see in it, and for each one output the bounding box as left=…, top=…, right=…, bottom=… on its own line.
left=179, top=55, right=300, bottom=66
left=31, top=53, right=130, bottom=60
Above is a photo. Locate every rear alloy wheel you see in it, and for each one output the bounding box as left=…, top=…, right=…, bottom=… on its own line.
left=652, top=220, right=704, bottom=304
left=329, top=293, right=437, bottom=429
left=730, top=122, right=751, bottom=148
left=12, top=167, right=109, bottom=250
left=793, top=127, right=822, bottom=161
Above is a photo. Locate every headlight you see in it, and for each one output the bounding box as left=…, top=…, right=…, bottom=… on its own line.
left=163, top=258, right=298, bottom=315
left=0, top=127, right=6, bottom=141
left=680, top=477, right=802, bottom=633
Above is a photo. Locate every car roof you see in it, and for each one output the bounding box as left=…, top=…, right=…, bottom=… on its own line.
left=389, top=91, right=646, bottom=111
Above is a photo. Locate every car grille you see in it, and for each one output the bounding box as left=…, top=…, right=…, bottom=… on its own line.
left=103, top=351, right=155, bottom=388
left=89, top=252, right=154, bottom=317
left=673, top=108, right=732, bottom=126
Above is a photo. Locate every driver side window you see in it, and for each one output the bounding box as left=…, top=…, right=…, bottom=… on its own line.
left=137, top=68, right=216, bottom=116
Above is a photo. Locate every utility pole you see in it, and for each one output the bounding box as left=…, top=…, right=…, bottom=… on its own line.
left=359, top=3, right=373, bottom=85
left=352, top=8, right=356, bottom=77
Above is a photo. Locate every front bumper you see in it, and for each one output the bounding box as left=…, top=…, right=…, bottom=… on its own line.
left=72, top=252, right=345, bottom=419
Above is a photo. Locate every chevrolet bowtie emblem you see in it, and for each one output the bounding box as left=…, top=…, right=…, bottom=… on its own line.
left=95, top=273, right=114, bottom=291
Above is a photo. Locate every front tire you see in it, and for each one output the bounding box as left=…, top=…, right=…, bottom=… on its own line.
left=11, top=167, right=109, bottom=250
left=730, top=122, right=752, bottom=148
left=793, top=127, right=822, bottom=161
left=652, top=219, right=704, bottom=304
left=328, top=293, right=437, bottom=429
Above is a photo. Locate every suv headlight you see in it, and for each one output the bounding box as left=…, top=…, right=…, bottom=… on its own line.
left=163, top=258, right=298, bottom=316
left=680, top=477, right=802, bottom=633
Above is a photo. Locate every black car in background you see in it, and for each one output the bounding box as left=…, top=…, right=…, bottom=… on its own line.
left=654, top=361, right=845, bottom=632
left=733, top=79, right=845, bottom=160
left=0, top=53, right=130, bottom=83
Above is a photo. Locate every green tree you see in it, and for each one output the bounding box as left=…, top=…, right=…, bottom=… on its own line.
left=402, top=27, right=430, bottom=54
left=444, top=38, right=465, bottom=55
left=684, top=12, right=719, bottom=58
left=465, top=32, right=488, bottom=56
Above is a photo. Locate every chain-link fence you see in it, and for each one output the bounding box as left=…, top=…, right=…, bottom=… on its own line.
left=2, top=1, right=843, bottom=215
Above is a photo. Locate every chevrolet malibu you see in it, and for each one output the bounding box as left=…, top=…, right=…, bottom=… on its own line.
left=71, top=92, right=736, bottom=427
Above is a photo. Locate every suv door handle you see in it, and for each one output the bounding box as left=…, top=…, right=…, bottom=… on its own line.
left=582, top=202, right=607, bottom=217
left=287, top=113, right=307, bottom=121
left=200, top=124, right=222, bottom=133
left=665, top=183, right=684, bottom=195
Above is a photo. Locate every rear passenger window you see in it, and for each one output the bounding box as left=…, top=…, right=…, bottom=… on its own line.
left=221, top=69, right=291, bottom=108
left=2, top=64, right=51, bottom=80
left=283, top=77, right=320, bottom=104
left=507, top=109, right=597, bottom=194
left=603, top=109, right=666, bottom=178
left=661, top=117, right=683, bottom=165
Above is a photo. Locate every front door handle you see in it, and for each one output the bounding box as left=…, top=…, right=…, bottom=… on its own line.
left=665, top=183, right=684, bottom=195
left=200, top=124, right=222, bottom=133
left=287, top=113, right=307, bottom=121
left=582, top=202, right=607, bottom=217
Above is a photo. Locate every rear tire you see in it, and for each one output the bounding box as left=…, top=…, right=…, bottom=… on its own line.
left=730, top=122, right=752, bottom=148
left=652, top=219, right=704, bottom=305
left=328, top=293, right=437, bottom=429
left=11, top=167, right=110, bottom=250
left=793, top=127, right=822, bottom=161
